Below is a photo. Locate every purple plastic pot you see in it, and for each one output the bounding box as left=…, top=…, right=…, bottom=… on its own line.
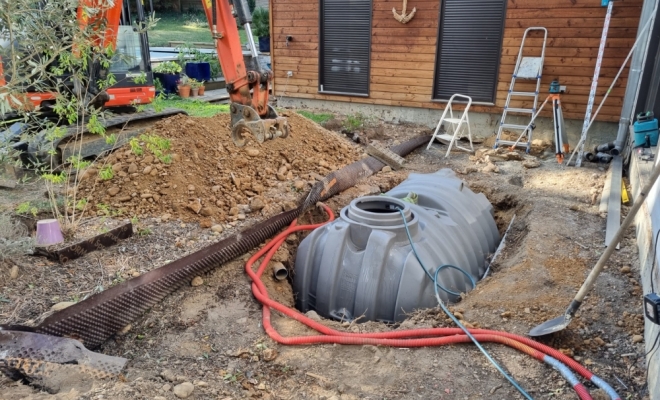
left=36, top=219, right=64, bottom=246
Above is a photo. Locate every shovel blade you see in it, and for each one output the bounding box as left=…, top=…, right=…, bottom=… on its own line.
left=528, top=315, right=570, bottom=337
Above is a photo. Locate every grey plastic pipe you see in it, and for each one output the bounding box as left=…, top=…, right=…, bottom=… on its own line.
left=273, top=263, right=289, bottom=281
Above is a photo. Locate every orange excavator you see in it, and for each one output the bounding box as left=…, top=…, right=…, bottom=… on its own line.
left=201, top=0, right=289, bottom=147
left=0, top=0, right=287, bottom=165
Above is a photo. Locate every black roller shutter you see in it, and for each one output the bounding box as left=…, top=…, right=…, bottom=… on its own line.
left=319, top=0, right=372, bottom=97
left=433, top=0, right=507, bottom=103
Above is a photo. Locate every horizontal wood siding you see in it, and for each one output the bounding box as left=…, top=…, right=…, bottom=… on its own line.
left=272, top=0, right=643, bottom=122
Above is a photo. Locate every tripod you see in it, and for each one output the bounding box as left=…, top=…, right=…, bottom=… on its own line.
left=506, top=81, right=568, bottom=164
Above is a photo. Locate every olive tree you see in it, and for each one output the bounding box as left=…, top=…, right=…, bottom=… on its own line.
left=0, top=0, right=156, bottom=233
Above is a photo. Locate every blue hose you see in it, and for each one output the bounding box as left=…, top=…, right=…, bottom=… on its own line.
left=398, top=209, right=534, bottom=400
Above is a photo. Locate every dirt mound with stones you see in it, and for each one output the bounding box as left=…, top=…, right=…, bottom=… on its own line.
left=77, top=112, right=362, bottom=224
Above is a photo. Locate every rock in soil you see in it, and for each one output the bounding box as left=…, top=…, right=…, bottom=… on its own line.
left=482, top=163, right=499, bottom=173
left=250, top=196, right=266, bottom=211
left=211, top=224, right=223, bottom=233
left=173, top=382, right=194, bottom=399
left=191, top=277, right=204, bottom=287
left=160, top=370, right=176, bottom=382
left=10, top=265, right=19, bottom=279
left=262, top=348, right=278, bottom=361
left=633, top=335, right=644, bottom=343
left=293, top=180, right=305, bottom=190
left=523, top=159, right=541, bottom=169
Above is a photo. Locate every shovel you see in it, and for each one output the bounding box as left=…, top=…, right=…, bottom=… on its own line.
left=529, top=156, right=660, bottom=337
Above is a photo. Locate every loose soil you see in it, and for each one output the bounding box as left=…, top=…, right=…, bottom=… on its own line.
left=0, top=111, right=651, bottom=400
left=77, top=112, right=363, bottom=225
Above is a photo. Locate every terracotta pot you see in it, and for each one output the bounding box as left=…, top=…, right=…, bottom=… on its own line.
left=191, top=87, right=199, bottom=97
left=178, top=85, right=191, bottom=98
left=198, top=86, right=205, bottom=96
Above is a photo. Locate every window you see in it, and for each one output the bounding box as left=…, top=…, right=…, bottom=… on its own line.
left=319, top=0, right=372, bottom=96
left=110, top=26, right=144, bottom=74
left=433, top=0, right=507, bottom=103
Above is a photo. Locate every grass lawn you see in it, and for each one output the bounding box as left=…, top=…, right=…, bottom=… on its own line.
left=297, top=110, right=334, bottom=125
left=148, top=96, right=229, bottom=117
left=149, top=12, right=254, bottom=47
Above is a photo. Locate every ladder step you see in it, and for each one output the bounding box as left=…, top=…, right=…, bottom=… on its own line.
left=443, top=117, right=464, bottom=124
left=505, top=108, right=534, bottom=114
left=515, top=57, right=543, bottom=79
left=501, top=123, right=532, bottom=130
left=510, top=91, right=537, bottom=97
left=432, top=134, right=454, bottom=143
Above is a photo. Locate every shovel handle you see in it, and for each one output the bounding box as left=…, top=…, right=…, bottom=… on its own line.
left=570, top=156, right=660, bottom=311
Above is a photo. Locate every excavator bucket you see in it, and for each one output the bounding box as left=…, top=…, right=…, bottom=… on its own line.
left=229, top=103, right=289, bottom=147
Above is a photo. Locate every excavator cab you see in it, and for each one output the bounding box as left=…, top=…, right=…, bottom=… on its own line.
left=5, top=1, right=186, bottom=167
left=80, top=0, right=156, bottom=109
left=0, top=0, right=156, bottom=113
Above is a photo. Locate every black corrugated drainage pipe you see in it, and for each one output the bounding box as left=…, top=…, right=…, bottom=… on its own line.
left=293, top=169, right=500, bottom=323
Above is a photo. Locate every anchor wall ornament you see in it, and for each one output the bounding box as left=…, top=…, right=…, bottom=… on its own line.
left=393, top=0, right=416, bottom=24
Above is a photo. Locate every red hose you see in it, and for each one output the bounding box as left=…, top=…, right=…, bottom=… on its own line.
left=245, top=204, right=595, bottom=400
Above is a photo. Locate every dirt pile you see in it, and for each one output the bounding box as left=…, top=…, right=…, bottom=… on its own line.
left=77, top=112, right=362, bottom=223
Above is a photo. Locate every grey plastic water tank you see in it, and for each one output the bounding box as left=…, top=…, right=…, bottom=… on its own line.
left=293, top=169, right=500, bottom=323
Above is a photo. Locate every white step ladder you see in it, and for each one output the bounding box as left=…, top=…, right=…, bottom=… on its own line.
left=494, top=27, right=548, bottom=153
left=426, top=94, right=473, bottom=157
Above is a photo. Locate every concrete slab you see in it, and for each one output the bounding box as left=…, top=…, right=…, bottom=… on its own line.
left=192, top=88, right=229, bottom=103
left=278, top=96, right=619, bottom=149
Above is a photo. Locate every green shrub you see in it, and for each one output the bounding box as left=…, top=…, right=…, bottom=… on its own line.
left=153, top=61, right=181, bottom=74
left=252, top=8, right=270, bottom=38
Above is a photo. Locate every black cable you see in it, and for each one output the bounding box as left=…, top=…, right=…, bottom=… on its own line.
left=650, top=229, right=660, bottom=293
left=644, top=329, right=660, bottom=394
left=646, top=330, right=660, bottom=360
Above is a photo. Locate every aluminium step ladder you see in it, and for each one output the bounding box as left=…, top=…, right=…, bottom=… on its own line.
left=494, top=27, right=548, bottom=153
left=426, top=94, right=473, bottom=157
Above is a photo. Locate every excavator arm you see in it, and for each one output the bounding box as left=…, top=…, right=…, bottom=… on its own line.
left=201, top=0, right=289, bottom=147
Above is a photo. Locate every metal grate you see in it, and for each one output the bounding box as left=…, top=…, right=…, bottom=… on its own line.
left=433, top=0, right=507, bottom=103
left=319, top=0, right=372, bottom=96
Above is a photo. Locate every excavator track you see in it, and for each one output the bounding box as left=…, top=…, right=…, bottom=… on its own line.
left=27, top=108, right=187, bottom=166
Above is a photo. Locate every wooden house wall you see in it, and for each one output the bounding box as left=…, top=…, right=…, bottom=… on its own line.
left=271, top=0, right=643, bottom=122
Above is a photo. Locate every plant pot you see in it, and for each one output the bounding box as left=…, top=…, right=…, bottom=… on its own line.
left=36, top=219, right=64, bottom=247
left=191, top=88, right=199, bottom=97
left=154, top=72, right=180, bottom=94
left=178, top=85, right=191, bottom=98
left=198, top=86, right=205, bottom=96
left=185, top=62, right=212, bottom=82
left=258, top=36, right=270, bottom=53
